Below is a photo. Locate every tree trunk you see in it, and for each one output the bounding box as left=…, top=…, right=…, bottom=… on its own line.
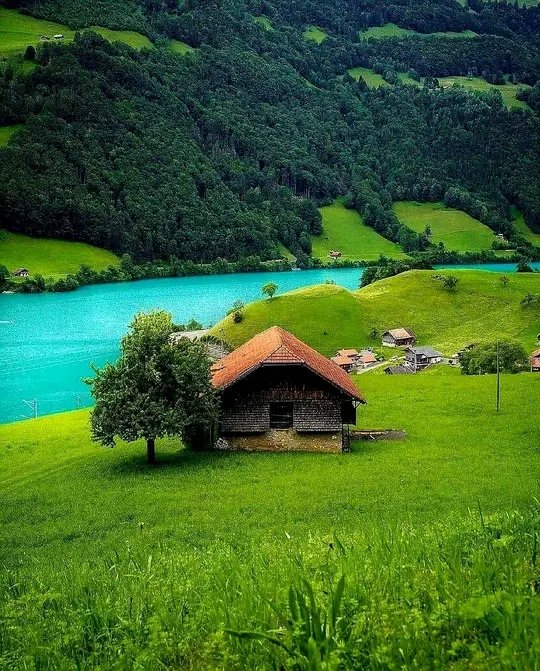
left=146, top=437, right=156, bottom=465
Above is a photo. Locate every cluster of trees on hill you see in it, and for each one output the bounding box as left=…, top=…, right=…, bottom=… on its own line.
left=0, top=0, right=538, bottom=262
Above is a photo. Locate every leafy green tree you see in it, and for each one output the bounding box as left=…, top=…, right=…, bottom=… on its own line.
left=0, top=264, right=9, bottom=287
left=262, top=282, right=278, bottom=299
left=86, top=310, right=217, bottom=464
left=459, top=341, right=528, bottom=375
left=499, top=275, right=510, bottom=288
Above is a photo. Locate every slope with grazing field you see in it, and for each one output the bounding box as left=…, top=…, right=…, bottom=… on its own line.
left=0, top=124, right=23, bottom=147
left=0, top=371, right=538, bottom=667
left=312, top=200, right=406, bottom=261
left=212, top=270, right=540, bottom=354
left=0, top=230, right=119, bottom=279
left=0, top=7, right=152, bottom=56
left=438, top=75, right=531, bottom=110
left=358, top=23, right=477, bottom=39
left=514, top=208, right=540, bottom=246
left=394, top=201, right=498, bottom=252
left=347, top=66, right=388, bottom=88
left=303, top=25, right=327, bottom=43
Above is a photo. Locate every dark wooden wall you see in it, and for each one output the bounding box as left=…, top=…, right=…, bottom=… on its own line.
left=219, top=365, right=354, bottom=434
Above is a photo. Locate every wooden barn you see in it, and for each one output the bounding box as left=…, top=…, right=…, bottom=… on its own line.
left=211, top=326, right=365, bottom=452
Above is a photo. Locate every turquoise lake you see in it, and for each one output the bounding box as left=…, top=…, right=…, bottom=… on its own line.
left=0, top=263, right=539, bottom=424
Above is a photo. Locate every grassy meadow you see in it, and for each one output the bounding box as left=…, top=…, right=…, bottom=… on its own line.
left=1, top=369, right=539, bottom=668
left=0, top=230, right=119, bottom=279
left=0, top=124, right=23, bottom=147
left=358, top=23, right=477, bottom=39
left=212, top=270, right=540, bottom=354
left=394, top=201, right=497, bottom=252
left=0, top=7, right=152, bottom=57
left=312, top=200, right=406, bottom=261
left=303, top=25, right=327, bottom=43
left=438, top=75, right=531, bottom=110
left=514, top=208, right=540, bottom=247
left=253, top=15, right=273, bottom=30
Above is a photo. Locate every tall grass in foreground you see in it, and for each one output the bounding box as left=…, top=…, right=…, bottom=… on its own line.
left=1, top=506, right=539, bottom=670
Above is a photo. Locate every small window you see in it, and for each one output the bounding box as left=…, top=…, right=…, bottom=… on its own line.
left=269, top=402, right=293, bottom=429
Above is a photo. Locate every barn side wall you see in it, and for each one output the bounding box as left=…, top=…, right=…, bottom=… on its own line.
left=219, top=366, right=346, bottom=435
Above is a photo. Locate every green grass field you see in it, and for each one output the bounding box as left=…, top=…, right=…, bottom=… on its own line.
left=303, top=25, right=327, bottom=43
left=438, top=75, right=531, bottom=110
left=0, top=7, right=152, bottom=56
left=1, top=369, right=538, bottom=668
left=0, top=230, right=119, bottom=279
left=348, top=67, right=420, bottom=88
left=358, top=23, right=477, bottom=39
left=311, top=200, right=406, bottom=261
left=348, top=66, right=388, bottom=87
left=513, top=208, right=540, bottom=246
left=394, top=201, right=497, bottom=252
left=253, top=15, right=273, bottom=30
left=168, top=39, right=194, bottom=54
left=0, top=123, right=23, bottom=146
left=213, top=270, right=540, bottom=355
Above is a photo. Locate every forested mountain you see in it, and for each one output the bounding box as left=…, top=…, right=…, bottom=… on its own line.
left=0, top=0, right=539, bottom=263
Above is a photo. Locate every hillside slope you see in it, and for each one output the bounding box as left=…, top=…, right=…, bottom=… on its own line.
left=212, top=270, right=540, bottom=354
left=0, top=0, right=538, bottom=262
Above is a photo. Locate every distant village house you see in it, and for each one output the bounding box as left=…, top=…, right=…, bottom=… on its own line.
left=328, top=250, right=342, bottom=259
left=531, top=349, right=540, bottom=372
left=404, top=346, right=443, bottom=369
left=12, top=268, right=29, bottom=277
left=382, top=328, right=415, bottom=348
left=211, top=326, right=365, bottom=452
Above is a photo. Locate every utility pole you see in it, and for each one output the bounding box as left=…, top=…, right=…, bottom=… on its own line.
left=23, top=398, right=38, bottom=419
left=496, top=340, right=500, bottom=412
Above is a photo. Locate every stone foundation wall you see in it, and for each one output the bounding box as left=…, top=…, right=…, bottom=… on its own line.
left=219, top=429, right=343, bottom=453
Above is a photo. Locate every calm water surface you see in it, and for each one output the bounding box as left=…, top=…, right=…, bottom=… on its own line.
left=1, top=263, right=538, bottom=423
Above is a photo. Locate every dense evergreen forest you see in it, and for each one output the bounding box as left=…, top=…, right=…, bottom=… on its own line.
left=0, top=0, right=539, bottom=263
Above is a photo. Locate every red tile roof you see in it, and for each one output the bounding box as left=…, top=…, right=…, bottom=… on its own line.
left=212, top=326, right=365, bottom=401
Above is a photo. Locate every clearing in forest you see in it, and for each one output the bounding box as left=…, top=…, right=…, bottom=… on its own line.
left=311, top=200, right=406, bottom=262
left=438, top=75, right=531, bottom=110
left=303, top=26, right=327, bottom=43
left=513, top=208, right=540, bottom=246
left=0, top=7, right=152, bottom=56
left=358, top=23, right=477, bottom=39
left=0, top=231, right=119, bottom=279
left=0, top=124, right=23, bottom=147
left=394, top=201, right=497, bottom=252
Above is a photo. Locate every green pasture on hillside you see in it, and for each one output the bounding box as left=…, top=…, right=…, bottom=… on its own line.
left=213, top=270, right=540, bottom=355
left=358, top=23, right=477, bottom=39
left=311, top=200, right=406, bottom=261
left=438, top=75, right=531, bottom=110
left=0, top=7, right=152, bottom=56
left=0, top=124, right=23, bottom=146
left=253, top=15, right=273, bottom=30
left=0, top=230, right=119, bottom=279
left=348, top=66, right=420, bottom=88
left=513, top=208, right=540, bottom=246
left=303, top=25, right=327, bottom=43
left=394, top=201, right=497, bottom=252
left=169, top=39, right=194, bottom=54
left=0, top=370, right=538, bottom=667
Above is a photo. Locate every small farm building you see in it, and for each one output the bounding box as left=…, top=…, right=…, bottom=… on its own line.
left=404, top=346, right=443, bottom=369
left=12, top=268, right=29, bottom=277
left=330, top=354, right=355, bottom=371
left=211, top=326, right=365, bottom=452
left=382, top=328, right=415, bottom=347
left=531, top=349, right=540, bottom=372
